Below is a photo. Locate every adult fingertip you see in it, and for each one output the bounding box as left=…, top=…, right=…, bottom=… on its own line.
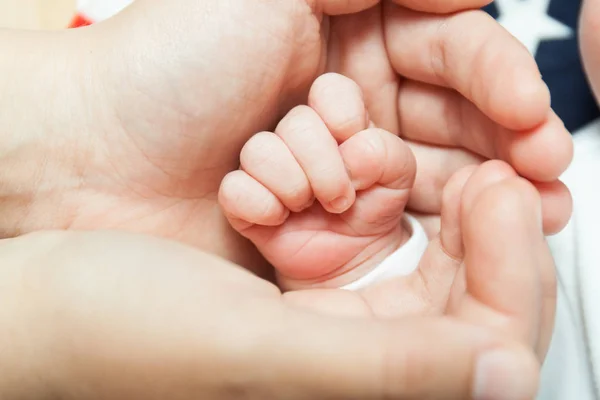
left=473, top=176, right=543, bottom=232
left=536, top=180, right=573, bottom=235
left=460, top=160, right=518, bottom=213
left=473, top=347, right=539, bottom=400
left=505, top=73, right=551, bottom=130
left=482, top=32, right=549, bottom=130
left=509, top=112, right=574, bottom=182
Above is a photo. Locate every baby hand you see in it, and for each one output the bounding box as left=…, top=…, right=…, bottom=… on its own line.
left=219, top=73, right=416, bottom=290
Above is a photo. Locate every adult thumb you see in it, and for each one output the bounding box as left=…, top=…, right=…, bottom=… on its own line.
left=263, top=311, right=540, bottom=399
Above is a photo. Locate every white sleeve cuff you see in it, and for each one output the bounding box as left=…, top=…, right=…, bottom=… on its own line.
left=341, top=214, right=429, bottom=291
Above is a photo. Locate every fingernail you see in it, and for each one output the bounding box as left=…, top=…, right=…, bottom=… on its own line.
left=473, top=349, right=534, bottom=400
left=300, top=198, right=315, bottom=211
left=329, top=196, right=350, bottom=212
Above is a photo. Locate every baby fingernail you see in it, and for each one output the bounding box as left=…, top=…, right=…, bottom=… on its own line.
left=473, top=349, right=535, bottom=400
left=300, top=198, right=315, bottom=211
left=329, top=196, right=350, bottom=212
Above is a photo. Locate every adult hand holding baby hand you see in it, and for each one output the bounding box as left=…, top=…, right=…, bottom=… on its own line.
left=219, top=73, right=556, bottom=366
left=1, top=0, right=572, bottom=273
left=0, top=0, right=566, bottom=398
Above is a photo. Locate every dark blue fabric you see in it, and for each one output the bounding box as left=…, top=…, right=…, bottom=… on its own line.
left=483, top=0, right=599, bottom=133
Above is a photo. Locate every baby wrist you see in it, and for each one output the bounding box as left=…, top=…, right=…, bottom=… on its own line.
left=341, top=215, right=429, bottom=291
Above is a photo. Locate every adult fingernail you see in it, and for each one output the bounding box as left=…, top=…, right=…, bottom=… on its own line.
left=329, top=196, right=350, bottom=213
left=473, top=349, right=536, bottom=400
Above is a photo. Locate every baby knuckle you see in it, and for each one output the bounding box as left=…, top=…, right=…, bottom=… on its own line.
left=240, top=132, right=280, bottom=168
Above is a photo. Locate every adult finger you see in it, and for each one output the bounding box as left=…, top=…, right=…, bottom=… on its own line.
left=402, top=161, right=516, bottom=316
left=385, top=4, right=550, bottom=131
left=398, top=81, right=573, bottom=182
left=406, top=142, right=483, bottom=214
left=406, top=142, right=573, bottom=234
left=317, top=0, right=492, bottom=15
left=11, top=230, right=539, bottom=400
left=270, top=310, right=539, bottom=400
left=454, top=176, right=555, bottom=352
left=438, top=165, right=478, bottom=259
left=325, top=6, right=400, bottom=133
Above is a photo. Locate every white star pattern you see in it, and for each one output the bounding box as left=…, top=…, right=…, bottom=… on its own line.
left=495, top=0, right=573, bottom=56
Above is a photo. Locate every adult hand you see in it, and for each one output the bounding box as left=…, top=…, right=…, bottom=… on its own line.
left=334, top=2, right=573, bottom=236
left=0, top=227, right=540, bottom=400
left=285, top=160, right=557, bottom=366
left=0, top=0, right=571, bottom=274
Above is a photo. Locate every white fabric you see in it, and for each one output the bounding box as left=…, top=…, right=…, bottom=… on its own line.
left=538, top=119, right=600, bottom=399
left=341, top=215, right=428, bottom=290
left=76, top=0, right=133, bottom=22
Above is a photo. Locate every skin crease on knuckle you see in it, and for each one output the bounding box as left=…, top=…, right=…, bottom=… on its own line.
left=240, top=133, right=312, bottom=207
left=277, top=110, right=350, bottom=200
left=240, top=132, right=280, bottom=171
left=378, top=131, right=415, bottom=188
left=361, top=131, right=387, bottom=172
left=332, top=113, right=368, bottom=138
left=310, top=75, right=366, bottom=135
left=281, top=185, right=313, bottom=208
left=277, top=106, right=315, bottom=134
